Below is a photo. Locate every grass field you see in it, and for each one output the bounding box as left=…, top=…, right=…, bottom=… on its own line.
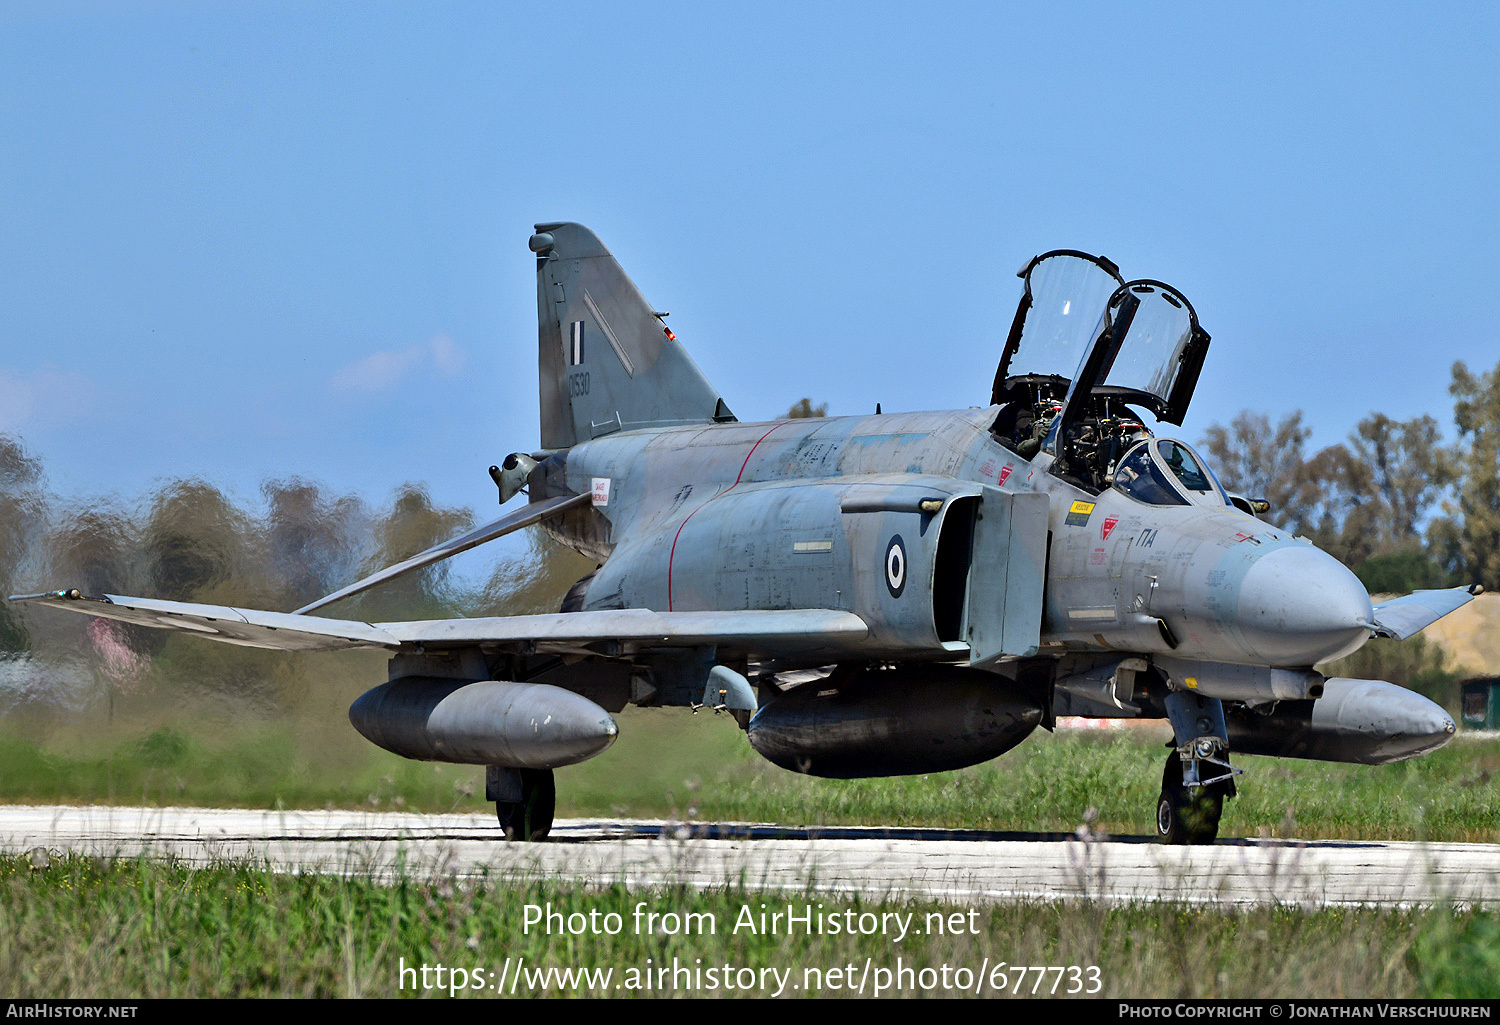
left=1, top=854, right=1496, bottom=998
left=3, top=709, right=1499, bottom=843
left=3, top=714, right=1499, bottom=999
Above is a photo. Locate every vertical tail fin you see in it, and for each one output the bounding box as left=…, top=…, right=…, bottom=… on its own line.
left=531, top=223, right=734, bottom=449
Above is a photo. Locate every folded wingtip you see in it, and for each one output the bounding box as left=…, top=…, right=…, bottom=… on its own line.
left=9, top=588, right=93, bottom=603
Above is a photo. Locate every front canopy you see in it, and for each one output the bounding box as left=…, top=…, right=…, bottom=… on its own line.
left=991, top=250, right=1124, bottom=405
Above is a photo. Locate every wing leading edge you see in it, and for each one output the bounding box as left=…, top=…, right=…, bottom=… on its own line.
left=9, top=590, right=869, bottom=660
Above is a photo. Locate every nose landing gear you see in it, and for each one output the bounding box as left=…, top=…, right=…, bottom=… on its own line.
left=1158, top=691, right=1241, bottom=845
left=1156, top=752, right=1227, bottom=845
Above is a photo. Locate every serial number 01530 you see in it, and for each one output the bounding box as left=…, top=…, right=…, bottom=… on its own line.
left=994, top=964, right=1102, bottom=995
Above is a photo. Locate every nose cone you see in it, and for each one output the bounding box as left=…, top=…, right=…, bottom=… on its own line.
left=1236, top=545, right=1373, bottom=665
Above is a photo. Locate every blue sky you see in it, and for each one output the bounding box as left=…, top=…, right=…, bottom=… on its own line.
left=4, top=2, right=1498, bottom=532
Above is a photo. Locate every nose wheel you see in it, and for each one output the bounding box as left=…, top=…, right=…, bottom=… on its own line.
left=495, top=768, right=555, bottom=841
left=1156, top=752, right=1223, bottom=845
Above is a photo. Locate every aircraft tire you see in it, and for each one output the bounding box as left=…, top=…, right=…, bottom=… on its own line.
left=1156, top=754, right=1222, bottom=845
left=496, top=768, right=556, bottom=841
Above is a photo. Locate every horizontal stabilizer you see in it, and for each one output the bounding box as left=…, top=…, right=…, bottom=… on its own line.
left=1370, top=585, right=1483, bottom=641
left=294, top=492, right=590, bottom=614
left=9, top=590, right=869, bottom=660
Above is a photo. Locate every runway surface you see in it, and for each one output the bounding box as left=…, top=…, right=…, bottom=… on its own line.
left=2, top=804, right=1497, bottom=907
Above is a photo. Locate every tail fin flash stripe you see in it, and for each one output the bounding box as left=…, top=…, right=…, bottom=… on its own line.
left=569, top=321, right=584, bottom=365
left=582, top=289, right=634, bottom=376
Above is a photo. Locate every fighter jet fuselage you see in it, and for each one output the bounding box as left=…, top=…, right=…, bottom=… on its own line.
left=13, top=224, right=1476, bottom=845
left=545, top=408, right=1373, bottom=672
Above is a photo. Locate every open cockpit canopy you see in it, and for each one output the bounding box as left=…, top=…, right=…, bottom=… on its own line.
left=1093, top=281, right=1210, bottom=426
left=991, top=250, right=1124, bottom=406
left=991, top=252, right=1211, bottom=427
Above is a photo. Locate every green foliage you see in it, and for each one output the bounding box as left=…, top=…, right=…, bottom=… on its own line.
left=1201, top=410, right=1451, bottom=570
left=474, top=527, right=597, bottom=618
left=785, top=398, right=827, bottom=418
left=1325, top=412, right=1448, bottom=565
left=0, top=458, right=568, bottom=722
left=0, top=854, right=1492, bottom=998
left=5, top=723, right=1500, bottom=843
left=0, top=725, right=491, bottom=814
left=1410, top=911, right=1500, bottom=998
left=143, top=480, right=251, bottom=603
left=1199, top=410, right=1321, bottom=534
left=1432, top=359, right=1500, bottom=590
left=0, top=607, right=26, bottom=654
left=1353, top=546, right=1457, bottom=594
left=0, top=435, right=45, bottom=653
left=121, top=727, right=196, bottom=768
left=259, top=478, right=368, bottom=611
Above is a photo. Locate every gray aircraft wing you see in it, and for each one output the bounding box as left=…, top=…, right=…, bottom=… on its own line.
left=1369, top=585, right=1484, bottom=641
left=8, top=590, right=868, bottom=660
left=9, top=590, right=402, bottom=651
left=377, top=609, right=868, bottom=659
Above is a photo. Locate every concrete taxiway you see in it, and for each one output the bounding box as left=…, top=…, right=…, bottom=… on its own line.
left=1, top=805, right=1496, bottom=907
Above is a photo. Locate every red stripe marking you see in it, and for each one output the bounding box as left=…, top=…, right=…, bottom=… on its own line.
left=667, top=421, right=790, bottom=611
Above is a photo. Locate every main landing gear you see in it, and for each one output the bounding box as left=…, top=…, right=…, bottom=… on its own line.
left=488, top=766, right=555, bottom=841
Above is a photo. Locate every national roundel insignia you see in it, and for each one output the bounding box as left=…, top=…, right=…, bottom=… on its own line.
left=885, top=535, right=907, bottom=598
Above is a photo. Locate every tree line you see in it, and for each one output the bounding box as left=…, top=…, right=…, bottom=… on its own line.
left=1200, top=359, right=1500, bottom=595
left=0, top=453, right=592, bottom=719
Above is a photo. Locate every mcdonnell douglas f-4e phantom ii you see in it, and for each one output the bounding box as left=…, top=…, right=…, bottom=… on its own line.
left=13, top=224, right=1483, bottom=844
